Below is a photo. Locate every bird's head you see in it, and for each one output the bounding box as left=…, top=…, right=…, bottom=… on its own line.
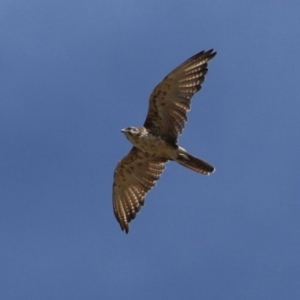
left=121, top=127, right=140, bottom=143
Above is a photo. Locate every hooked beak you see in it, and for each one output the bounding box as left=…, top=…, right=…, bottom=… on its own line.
left=121, top=128, right=126, bottom=133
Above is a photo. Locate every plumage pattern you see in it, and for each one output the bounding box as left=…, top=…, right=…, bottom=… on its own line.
left=144, top=49, right=216, bottom=143
left=113, top=49, right=216, bottom=233
left=113, top=147, right=167, bottom=233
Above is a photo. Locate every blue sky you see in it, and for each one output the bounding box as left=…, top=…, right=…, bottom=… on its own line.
left=1, top=1, right=300, bottom=299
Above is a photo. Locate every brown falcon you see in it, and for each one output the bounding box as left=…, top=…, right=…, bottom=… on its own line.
left=113, top=49, right=216, bottom=233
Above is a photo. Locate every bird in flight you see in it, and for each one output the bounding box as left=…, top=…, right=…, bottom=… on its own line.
left=113, top=49, right=217, bottom=233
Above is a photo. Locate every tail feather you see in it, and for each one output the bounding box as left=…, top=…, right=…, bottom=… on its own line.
left=175, top=152, right=215, bottom=175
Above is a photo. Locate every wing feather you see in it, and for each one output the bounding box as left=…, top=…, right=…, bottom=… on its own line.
left=144, top=49, right=216, bottom=143
left=113, top=147, right=167, bottom=233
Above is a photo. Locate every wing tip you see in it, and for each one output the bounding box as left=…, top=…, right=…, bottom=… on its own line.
left=116, top=216, right=130, bottom=234
left=196, top=48, right=217, bottom=61
left=122, top=224, right=130, bottom=234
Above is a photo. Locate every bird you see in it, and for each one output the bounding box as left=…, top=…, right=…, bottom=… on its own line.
left=112, top=49, right=217, bottom=233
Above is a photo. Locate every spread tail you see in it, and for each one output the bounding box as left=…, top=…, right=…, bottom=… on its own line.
left=175, top=150, right=215, bottom=175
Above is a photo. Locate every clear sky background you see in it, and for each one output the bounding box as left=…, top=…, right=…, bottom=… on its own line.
left=1, top=1, right=300, bottom=299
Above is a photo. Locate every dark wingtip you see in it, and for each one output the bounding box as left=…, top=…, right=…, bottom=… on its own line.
left=116, top=216, right=130, bottom=234
left=121, top=223, right=129, bottom=234
left=187, top=49, right=217, bottom=65
left=204, top=49, right=217, bottom=60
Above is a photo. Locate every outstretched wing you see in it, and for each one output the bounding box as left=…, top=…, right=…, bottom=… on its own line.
left=113, top=147, right=167, bottom=233
left=144, top=49, right=216, bottom=144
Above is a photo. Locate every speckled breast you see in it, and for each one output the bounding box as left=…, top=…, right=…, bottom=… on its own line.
left=134, top=133, right=177, bottom=158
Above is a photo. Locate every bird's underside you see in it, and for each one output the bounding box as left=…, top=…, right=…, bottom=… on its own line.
left=112, top=49, right=217, bottom=233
